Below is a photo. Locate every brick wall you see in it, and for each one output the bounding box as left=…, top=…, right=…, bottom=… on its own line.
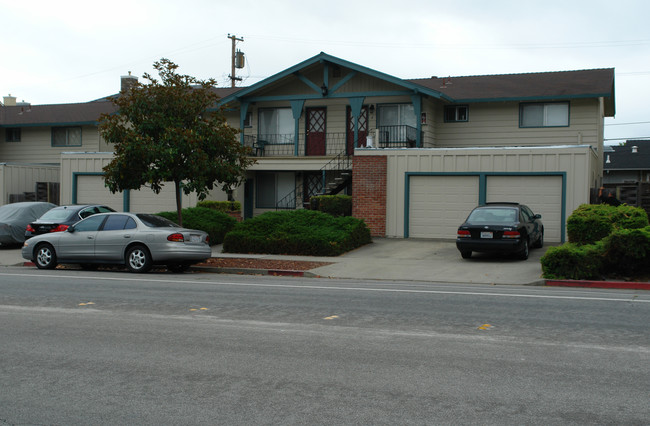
left=352, top=155, right=387, bottom=237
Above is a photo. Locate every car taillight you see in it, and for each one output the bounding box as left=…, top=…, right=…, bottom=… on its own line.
left=502, top=230, right=521, bottom=239
left=167, top=233, right=185, bottom=242
left=51, top=224, right=69, bottom=232
left=26, top=224, right=35, bottom=232
left=205, top=236, right=209, bottom=244
left=457, top=230, right=471, bottom=238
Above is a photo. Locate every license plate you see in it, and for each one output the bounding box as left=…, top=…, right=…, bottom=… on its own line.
left=480, top=231, right=493, bottom=239
left=190, top=235, right=201, bottom=243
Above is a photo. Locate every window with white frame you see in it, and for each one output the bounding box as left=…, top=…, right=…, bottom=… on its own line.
left=520, top=102, right=569, bottom=127
left=52, top=126, right=82, bottom=147
left=256, top=172, right=295, bottom=209
left=377, top=104, right=416, bottom=128
left=258, top=108, right=294, bottom=144
left=444, top=105, right=468, bottom=122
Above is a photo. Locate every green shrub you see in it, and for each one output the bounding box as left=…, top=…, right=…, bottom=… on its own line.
left=601, top=226, right=650, bottom=275
left=196, top=200, right=241, bottom=212
left=310, top=195, right=352, bottom=216
left=567, top=204, right=649, bottom=245
left=222, top=209, right=371, bottom=256
left=156, top=206, right=236, bottom=245
left=541, top=242, right=605, bottom=280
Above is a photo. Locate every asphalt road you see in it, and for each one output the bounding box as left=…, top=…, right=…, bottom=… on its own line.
left=1, top=268, right=649, bottom=425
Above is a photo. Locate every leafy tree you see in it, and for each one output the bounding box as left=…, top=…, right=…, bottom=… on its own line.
left=99, top=58, right=254, bottom=225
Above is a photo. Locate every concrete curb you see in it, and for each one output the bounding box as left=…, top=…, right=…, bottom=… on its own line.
left=546, top=279, right=650, bottom=291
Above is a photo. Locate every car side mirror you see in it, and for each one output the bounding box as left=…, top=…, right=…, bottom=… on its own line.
left=67, top=226, right=75, bottom=233
left=534, top=214, right=542, bottom=219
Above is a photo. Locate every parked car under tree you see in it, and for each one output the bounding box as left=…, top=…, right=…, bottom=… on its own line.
left=22, top=212, right=211, bottom=273
left=456, top=203, right=544, bottom=260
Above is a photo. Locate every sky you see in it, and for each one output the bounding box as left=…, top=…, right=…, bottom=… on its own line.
left=2, top=0, right=650, bottom=144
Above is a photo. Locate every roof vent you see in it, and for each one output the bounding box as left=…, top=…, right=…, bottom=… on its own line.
left=606, top=154, right=611, bottom=164
left=632, top=145, right=638, bottom=154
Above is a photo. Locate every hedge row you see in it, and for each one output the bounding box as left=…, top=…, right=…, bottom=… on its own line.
left=222, top=209, right=371, bottom=256
left=309, top=195, right=352, bottom=217
left=567, top=204, right=648, bottom=245
left=542, top=203, right=650, bottom=279
left=196, top=200, right=241, bottom=212
left=156, top=206, right=236, bottom=245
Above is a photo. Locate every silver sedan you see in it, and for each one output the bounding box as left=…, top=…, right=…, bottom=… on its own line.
left=22, top=212, right=211, bottom=273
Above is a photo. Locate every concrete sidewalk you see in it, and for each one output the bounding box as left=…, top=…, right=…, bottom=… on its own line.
left=1, top=238, right=547, bottom=285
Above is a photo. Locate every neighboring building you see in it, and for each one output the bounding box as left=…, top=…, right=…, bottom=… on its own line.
left=1, top=53, right=616, bottom=242
left=602, top=140, right=650, bottom=214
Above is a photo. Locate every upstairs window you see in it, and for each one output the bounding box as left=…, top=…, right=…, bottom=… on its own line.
left=5, top=128, right=21, bottom=142
left=444, top=105, right=468, bottom=122
left=258, top=108, right=294, bottom=144
left=377, top=104, right=416, bottom=128
left=52, top=126, right=82, bottom=147
left=520, top=102, right=569, bottom=127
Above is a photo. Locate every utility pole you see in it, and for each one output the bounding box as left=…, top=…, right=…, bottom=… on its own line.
left=227, top=34, right=244, bottom=87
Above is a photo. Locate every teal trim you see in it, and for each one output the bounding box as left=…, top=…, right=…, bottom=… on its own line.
left=218, top=52, right=451, bottom=106
left=294, top=72, right=322, bottom=94
left=322, top=62, right=329, bottom=95
left=240, top=102, right=250, bottom=145
left=403, top=171, right=567, bottom=243
left=72, top=172, right=129, bottom=211
left=348, top=97, right=365, bottom=148
left=241, top=90, right=416, bottom=103
left=290, top=100, right=305, bottom=156
left=452, top=92, right=611, bottom=104
left=330, top=71, right=357, bottom=94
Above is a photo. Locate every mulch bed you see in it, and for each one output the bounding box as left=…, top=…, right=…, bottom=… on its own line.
left=197, top=257, right=333, bottom=271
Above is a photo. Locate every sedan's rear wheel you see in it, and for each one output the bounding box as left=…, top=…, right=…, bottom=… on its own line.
left=460, top=250, right=472, bottom=259
left=519, top=238, right=530, bottom=260
left=126, top=245, right=152, bottom=273
left=35, top=243, right=57, bottom=270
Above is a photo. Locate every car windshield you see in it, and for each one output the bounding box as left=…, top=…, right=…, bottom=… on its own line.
left=37, top=208, right=74, bottom=222
left=136, top=214, right=178, bottom=228
left=467, top=207, right=517, bottom=224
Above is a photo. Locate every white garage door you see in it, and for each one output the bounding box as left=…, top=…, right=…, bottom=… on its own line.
left=129, top=183, right=187, bottom=214
left=76, top=175, right=124, bottom=211
left=486, top=175, right=562, bottom=242
left=409, top=175, right=479, bottom=239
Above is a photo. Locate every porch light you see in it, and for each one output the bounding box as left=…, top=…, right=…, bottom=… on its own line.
left=321, top=84, right=328, bottom=96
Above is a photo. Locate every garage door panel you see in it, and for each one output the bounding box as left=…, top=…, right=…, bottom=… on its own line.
left=409, top=176, right=479, bottom=239
left=486, top=176, right=562, bottom=242
left=77, top=175, right=124, bottom=211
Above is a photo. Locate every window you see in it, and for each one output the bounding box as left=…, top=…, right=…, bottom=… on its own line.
left=520, top=102, right=569, bottom=127
left=73, top=215, right=105, bottom=232
left=256, top=172, right=295, bottom=209
left=243, top=111, right=252, bottom=127
left=444, top=105, right=468, bottom=122
left=102, top=215, right=136, bottom=231
left=52, top=126, right=82, bottom=146
left=5, top=128, right=21, bottom=142
left=258, top=108, right=294, bottom=143
left=377, top=104, right=416, bottom=127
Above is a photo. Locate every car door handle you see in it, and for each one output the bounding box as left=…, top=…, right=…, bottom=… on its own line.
left=87, top=236, right=94, bottom=240
left=123, top=234, right=132, bottom=238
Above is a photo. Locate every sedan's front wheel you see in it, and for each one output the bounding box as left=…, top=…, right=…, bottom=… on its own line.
left=126, top=245, right=152, bottom=273
left=35, top=243, right=57, bottom=270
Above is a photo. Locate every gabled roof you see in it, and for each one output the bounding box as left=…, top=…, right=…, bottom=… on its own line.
left=410, top=68, right=616, bottom=116
left=604, top=140, right=650, bottom=170
left=0, top=100, right=117, bottom=127
left=218, top=52, right=453, bottom=105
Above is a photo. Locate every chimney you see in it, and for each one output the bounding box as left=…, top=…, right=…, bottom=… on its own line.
left=121, top=71, right=138, bottom=93
left=3, top=94, right=17, bottom=106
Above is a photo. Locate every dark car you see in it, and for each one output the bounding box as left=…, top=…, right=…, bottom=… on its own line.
left=25, top=204, right=115, bottom=239
left=456, top=202, right=544, bottom=260
left=0, top=202, right=57, bottom=246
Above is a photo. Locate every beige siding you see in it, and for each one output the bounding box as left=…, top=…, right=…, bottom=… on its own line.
left=129, top=184, right=197, bottom=214
left=433, top=99, right=601, bottom=148
left=355, top=145, right=596, bottom=239
left=0, top=164, right=60, bottom=205
left=0, top=125, right=103, bottom=164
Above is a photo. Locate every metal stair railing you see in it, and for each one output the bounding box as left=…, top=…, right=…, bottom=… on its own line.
left=275, top=150, right=352, bottom=210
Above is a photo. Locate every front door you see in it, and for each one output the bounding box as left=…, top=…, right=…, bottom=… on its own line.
left=346, top=106, right=368, bottom=154
left=306, top=107, right=326, bottom=156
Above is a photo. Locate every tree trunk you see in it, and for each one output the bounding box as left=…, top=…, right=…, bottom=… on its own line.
left=174, top=180, right=183, bottom=227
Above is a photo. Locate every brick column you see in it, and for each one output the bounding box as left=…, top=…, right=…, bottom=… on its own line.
left=352, top=155, right=387, bottom=237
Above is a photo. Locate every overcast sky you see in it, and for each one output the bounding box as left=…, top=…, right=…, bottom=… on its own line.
left=2, top=0, right=649, bottom=144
